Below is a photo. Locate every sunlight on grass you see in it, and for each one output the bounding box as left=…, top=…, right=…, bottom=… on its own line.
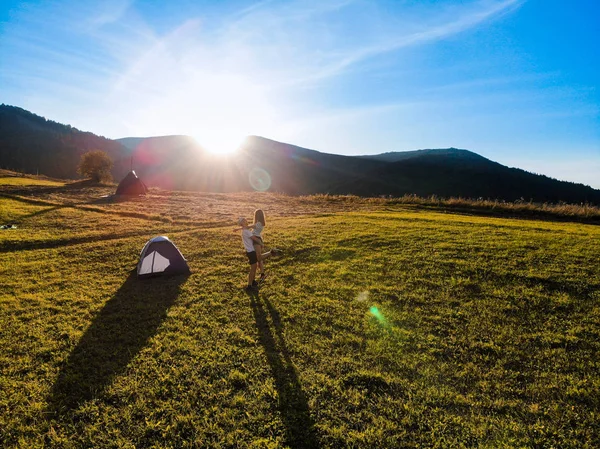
left=0, top=176, right=65, bottom=186
left=0, top=189, right=599, bottom=447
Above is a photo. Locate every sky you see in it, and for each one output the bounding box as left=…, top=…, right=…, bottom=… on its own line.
left=1, top=0, right=599, bottom=188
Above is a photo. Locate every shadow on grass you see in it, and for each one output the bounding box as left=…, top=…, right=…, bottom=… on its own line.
left=13, top=204, right=69, bottom=223
left=467, top=269, right=598, bottom=300
left=0, top=230, right=155, bottom=253
left=409, top=203, right=600, bottom=226
left=47, top=270, right=188, bottom=416
left=0, top=179, right=105, bottom=196
left=247, top=290, right=320, bottom=448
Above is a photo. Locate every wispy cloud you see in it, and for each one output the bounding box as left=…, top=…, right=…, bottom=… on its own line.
left=2, top=0, right=525, bottom=136
left=88, top=0, right=133, bottom=28
left=95, top=0, right=528, bottom=142
left=229, top=0, right=357, bottom=24
left=308, top=0, right=523, bottom=81
left=218, top=0, right=525, bottom=87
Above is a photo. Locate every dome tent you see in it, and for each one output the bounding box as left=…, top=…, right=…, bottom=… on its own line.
left=116, top=170, right=148, bottom=196
left=137, top=236, right=190, bottom=278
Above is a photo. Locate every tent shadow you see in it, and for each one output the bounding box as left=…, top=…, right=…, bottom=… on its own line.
left=247, top=290, right=320, bottom=448
left=47, top=270, right=188, bottom=416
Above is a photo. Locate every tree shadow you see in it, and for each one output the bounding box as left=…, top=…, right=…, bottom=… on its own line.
left=47, top=270, right=188, bottom=416
left=464, top=269, right=598, bottom=300
left=0, top=179, right=105, bottom=196
left=12, top=204, right=69, bottom=224
left=247, top=290, right=320, bottom=448
left=85, top=194, right=147, bottom=205
left=411, top=203, right=600, bottom=226
left=0, top=230, right=155, bottom=254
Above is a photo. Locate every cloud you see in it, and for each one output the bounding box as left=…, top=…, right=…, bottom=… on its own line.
left=96, top=0, right=527, bottom=140
left=88, top=0, right=133, bottom=27
left=219, top=0, right=524, bottom=87
left=313, top=0, right=523, bottom=84
left=1, top=0, right=526, bottom=141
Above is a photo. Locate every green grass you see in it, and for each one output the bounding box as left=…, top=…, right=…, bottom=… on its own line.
left=0, top=176, right=65, bottom=186
left=302, top=193, right=600, bottom=222
left=0, top=186, right=599, bottom=448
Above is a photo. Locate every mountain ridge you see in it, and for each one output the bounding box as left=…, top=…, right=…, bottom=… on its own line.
left=357, top=148, right=492, bottom=164
left=1, top=104, right=599, bottom=203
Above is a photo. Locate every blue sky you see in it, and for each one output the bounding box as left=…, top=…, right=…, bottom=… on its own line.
left=1, top=0, right=599, bottom=187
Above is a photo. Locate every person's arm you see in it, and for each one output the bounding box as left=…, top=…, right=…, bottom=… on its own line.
left=235, top=224, right=254, bottom=233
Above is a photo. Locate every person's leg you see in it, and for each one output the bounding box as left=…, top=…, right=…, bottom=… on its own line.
left=248, top=262, right=257, bottom=287
left=261, top=250, right=272, bottom=259
left=260, top=246, right=268, bottom=280
left=246, top=251, right=258, bottom=289
left=254, top=243, right=264, bottom=275
left=258, top=240, right=271, bottom=261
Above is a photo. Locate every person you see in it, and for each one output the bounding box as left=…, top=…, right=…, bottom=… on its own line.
left=234, top=217, right=265, bottom=291
left=250, top=209, right=269, bottom=282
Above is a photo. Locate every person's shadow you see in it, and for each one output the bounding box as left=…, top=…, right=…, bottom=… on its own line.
left=247, top=290, right=320, bottom=448
left=47, top=270, right=188, bottom=416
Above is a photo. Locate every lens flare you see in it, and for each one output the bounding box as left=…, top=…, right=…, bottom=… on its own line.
left=369, top=306, right=385, bottom=323
left=290, top=154, right=319, bottom=165
left=249, top=167, right=271, bottom=191
left=357, top=290, right=369, bottom=302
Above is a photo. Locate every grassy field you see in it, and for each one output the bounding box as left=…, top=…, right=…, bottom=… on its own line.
left=0, top=182, right=599, bottom=448
left=0, top=176, right=65, bottom=187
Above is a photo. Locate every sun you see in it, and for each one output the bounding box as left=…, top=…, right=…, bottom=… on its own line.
left=180, top=74, right=275, bottom=155
left=192, top=128, right=246, bottom=155
left=182, top=75, right=276, bottom=155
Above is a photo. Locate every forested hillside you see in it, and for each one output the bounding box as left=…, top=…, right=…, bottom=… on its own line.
left=0, top=105, right=130, bottom=179
left=2, top=104, right=599, bottom=204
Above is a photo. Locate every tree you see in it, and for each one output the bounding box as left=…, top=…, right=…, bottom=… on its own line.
left=78, top=150, right=113, bottom=182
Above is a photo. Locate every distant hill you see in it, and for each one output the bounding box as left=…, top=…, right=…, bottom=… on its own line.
left=115, top=137, right=146, bottom=151
left=114, top=134, right=381, bottom=193
left=1, top=104, right=599, bottom=203
left=349, top=149, right=600, bottom=203
left=115, top=135, right=248, bottom=192
left=239, top=138, right=600, bottom=203
left=0, top=104, right=131, bottom=179
left=357, top=148, right=488, bottom=163
left=237, top=136, right=388, bottom=195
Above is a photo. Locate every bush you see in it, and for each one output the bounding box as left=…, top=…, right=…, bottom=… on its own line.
left=78, top=150, right=113, bottom=182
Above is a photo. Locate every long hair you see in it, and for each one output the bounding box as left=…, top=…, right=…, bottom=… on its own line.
left=254, top=209, right=266, bottom=226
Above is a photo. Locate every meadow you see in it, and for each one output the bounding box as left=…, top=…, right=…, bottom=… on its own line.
left=0, top=181, right=599, bottom=448
left=0, top=171, right=65, bottom=187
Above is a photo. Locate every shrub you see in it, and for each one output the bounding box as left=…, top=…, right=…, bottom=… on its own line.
left=77, top=150, right=113, bottom=182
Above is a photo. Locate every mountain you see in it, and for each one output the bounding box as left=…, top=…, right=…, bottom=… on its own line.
left=347, top=149, right=600, bottom=203
left=237, top=135, right=388, bottom=194
left=116, top=135, right=248, bottom=192
left=236, top=138, right=600, bottom=203
left=114, top=134, right=382, bottom=194
left=1, top=104, right=599, bottom=204
left=0, top=104, right=131, bottom=179
left=357, top=148, right=488, bottom=163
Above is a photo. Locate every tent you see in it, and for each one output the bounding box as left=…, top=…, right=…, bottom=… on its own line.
left=116, top=170, right=148, bottom=196
left=137, top=236, right=190, bottom=278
